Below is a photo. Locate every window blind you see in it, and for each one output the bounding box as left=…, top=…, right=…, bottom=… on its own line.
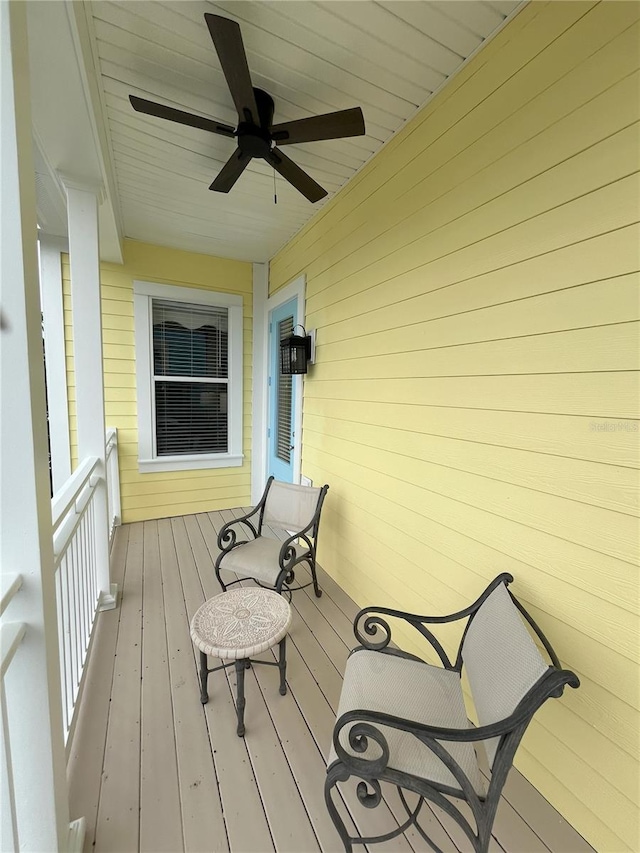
left=152, top=299, right=229, bottom=456
left=276, top=315, right=294, bottom=464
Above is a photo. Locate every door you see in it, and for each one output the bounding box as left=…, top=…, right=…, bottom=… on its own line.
left=268, top=297, right=297, bottom=482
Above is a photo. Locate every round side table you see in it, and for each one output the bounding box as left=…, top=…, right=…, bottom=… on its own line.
left=190, top=587, right=292, bottom=736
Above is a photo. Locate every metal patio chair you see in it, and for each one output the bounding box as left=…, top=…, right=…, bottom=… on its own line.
left=214, top=476, right=329, bottom=597
left=325, top=573, right=579, bottom=852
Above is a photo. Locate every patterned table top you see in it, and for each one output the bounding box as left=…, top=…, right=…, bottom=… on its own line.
left=190, top=587, right=292, bottom=660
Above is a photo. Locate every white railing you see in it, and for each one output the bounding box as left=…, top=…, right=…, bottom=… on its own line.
left=51, top=456, right=101, bottom=738
left=105, top=428, right=121, bottom=545
left=1, top=574, right=26, bottom=851
left=49, top=429, right=121, bottom=740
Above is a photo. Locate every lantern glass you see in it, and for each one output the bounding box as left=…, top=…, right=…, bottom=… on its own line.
left=280, top=334, right=309, bottom=375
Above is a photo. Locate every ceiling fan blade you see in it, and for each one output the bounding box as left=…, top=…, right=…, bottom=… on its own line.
left=129, top=95, right=235, bottom=137
left=209, top=149, right=252, bottom=193
left=271, top=107, right=365, bottom=145
left=266, top=150, right=327, bottom=203
left=204, top=13, right=259, bottom=125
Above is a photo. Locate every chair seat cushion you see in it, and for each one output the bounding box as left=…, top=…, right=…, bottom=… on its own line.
left=218, top=536, right=309, bottom=587
left=329, top=649, right=485, bottom=796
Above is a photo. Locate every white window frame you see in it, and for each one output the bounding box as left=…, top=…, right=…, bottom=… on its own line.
left=133, top=280, right=243, bottom=473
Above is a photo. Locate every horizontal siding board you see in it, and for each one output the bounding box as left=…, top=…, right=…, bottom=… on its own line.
left=308, top=448, right=639, bottom=627
left=316, top=273, right=640, bottom=353
left=308, top=173, right=640, bottom=325
left=303, top=432, right=640, bottom=565
left=307, top=224, right=640, bottom=335
left=120, top=474, right=250, bottom=497
left=306, top=372, right=639, bottom=418
left=103, top=336, right=135, bottom=353
left=312, top=323, right=640, bottom=379
left=303, top=415, right=639, bottom=516
left=306, top=82, right=640, bottom=292
left=307, top=158, right=640, bottom=315
left=304, top=405, right=638, bottom=473
left=122, top=494, right=248, bottom=524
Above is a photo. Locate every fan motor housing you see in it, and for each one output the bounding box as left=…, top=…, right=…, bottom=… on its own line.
left=237, top=87, right=275, bottom=158
left=237, top=123, right=272, bottom=158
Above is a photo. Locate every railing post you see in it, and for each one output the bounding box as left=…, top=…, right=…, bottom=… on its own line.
left=0, top=2, right=82, bottom=849
left=61, top=180, right=117, bottom=611
left=105, top=428, right=121, bottom=542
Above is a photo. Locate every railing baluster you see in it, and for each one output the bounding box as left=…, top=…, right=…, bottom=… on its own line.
left=61, top=555, right=73, bottom=727
left=72, top=538, right=80, bottom=702
left=76, top=521, right=85, bottom=663
left=81, top=513, right=89, bottom=652
left=54, top=568, right=68, bottom=735
left=92, top=501, right=98, bottom=609
left=73, top=533, right=82, bottom=703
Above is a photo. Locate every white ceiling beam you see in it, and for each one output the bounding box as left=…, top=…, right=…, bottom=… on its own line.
left=25, top=1, right=123, bottom=264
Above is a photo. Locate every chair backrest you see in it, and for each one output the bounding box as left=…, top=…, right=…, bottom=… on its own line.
left=461, top=582, right=549, bottom=767
left=263, top=480, right=324, bottom=533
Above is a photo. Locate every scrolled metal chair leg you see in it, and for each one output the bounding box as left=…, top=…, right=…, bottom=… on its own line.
left=325, top=763, right=355, bottom=852
left=311, top=561, right=322, bottom=597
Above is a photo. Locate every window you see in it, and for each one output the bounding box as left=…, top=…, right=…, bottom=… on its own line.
left=134, top=281, right=243, bottom=472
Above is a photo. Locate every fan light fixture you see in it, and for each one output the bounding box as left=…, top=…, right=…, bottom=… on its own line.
left=280, top=325, right=313, bottom=375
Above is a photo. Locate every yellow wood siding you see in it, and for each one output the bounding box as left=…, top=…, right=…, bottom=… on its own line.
left=270, top=2, right=640, bottom=850
left=63, top=239, right=253, bottom=522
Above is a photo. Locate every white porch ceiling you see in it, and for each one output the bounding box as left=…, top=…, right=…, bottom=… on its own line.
left=36, top=1, right=523, bottom=263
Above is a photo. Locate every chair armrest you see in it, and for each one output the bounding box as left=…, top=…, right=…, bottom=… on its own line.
left=353, top=573, right=514, bottom=669
left=277, top=528, right=314, bottom=571
left=216, top=507, right=262, bottom=552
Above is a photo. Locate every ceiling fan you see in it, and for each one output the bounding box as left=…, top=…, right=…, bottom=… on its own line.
left=129, top=13, right=366, bottom=203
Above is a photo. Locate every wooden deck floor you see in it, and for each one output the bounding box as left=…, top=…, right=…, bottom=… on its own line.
left=67, top=509, right=595, bottom=853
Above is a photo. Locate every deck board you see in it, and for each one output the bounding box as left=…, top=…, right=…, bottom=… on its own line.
left=67, top=524, right=129, bottom=850
left=159, top=518, right=228, bottom=853
left=140, top=520, right=183, bottom=853
left=93, top=521, right=144, bottom=853
left=179, top=513, right=275, bottom=853
left=68, top=512, right=595, bottom=853
left=189, top=513, right=321, bottom=853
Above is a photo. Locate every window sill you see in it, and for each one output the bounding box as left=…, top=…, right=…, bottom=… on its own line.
left=138, top=454, right=244, bottom=474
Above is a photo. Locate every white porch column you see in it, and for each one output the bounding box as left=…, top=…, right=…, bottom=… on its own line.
left=39, top=235, right=72, bottom=493
left=62, top=180, right=116, bottom=610
left=0, top=2, right=82, bottom=850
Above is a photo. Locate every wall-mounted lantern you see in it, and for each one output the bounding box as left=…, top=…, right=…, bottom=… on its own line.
left=280, top=325, right=314, bottom=375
